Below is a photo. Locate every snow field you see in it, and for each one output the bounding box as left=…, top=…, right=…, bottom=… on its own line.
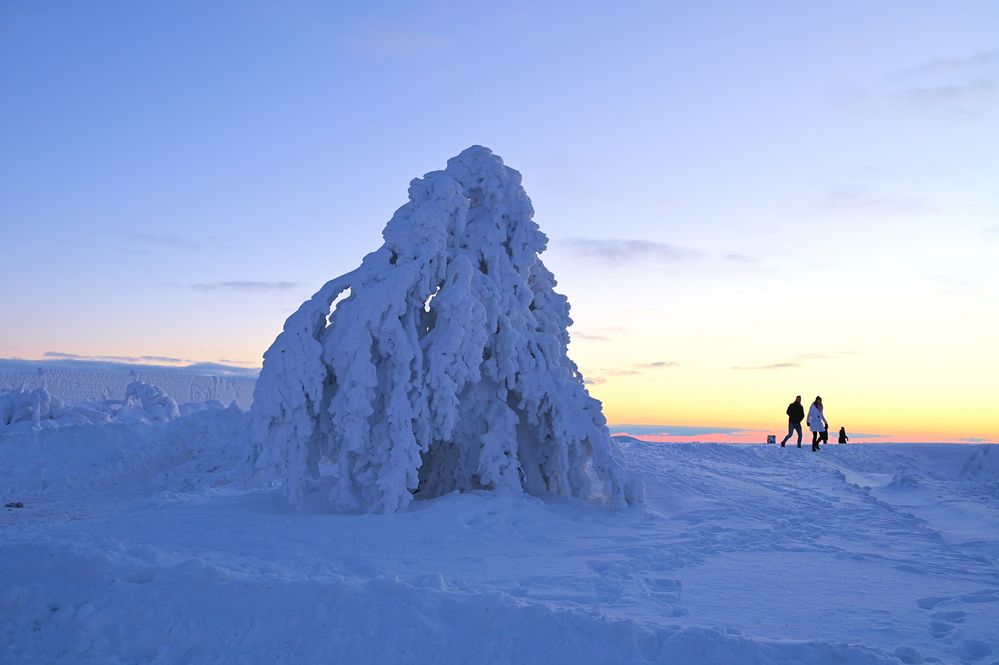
left=2, top=414, right=997, bottom=664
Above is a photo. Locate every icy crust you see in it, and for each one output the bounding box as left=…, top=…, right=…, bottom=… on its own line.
left=250, top=146, right=643, bottom=512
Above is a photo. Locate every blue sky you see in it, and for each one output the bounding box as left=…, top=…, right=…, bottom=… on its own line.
left=2, top=1, right=997, bottom=440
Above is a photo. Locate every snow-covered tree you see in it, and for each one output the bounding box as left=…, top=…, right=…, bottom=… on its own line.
left=248, top=146, right=643, bottom=512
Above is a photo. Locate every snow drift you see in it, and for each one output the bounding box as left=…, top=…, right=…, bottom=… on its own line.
left=249, top=146, right=642, bottom=512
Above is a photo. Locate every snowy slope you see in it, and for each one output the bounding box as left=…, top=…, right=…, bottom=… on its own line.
left=2, top=419, right=997, bottom=664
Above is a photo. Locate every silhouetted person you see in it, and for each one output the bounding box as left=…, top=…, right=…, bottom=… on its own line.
left=807, top=396, right=829, bottom=452
left=838, top=427, right=849, bottom=444
left=780, top=395, right=804, bottom=448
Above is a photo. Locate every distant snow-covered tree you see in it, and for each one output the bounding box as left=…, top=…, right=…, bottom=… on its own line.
left=248, top=146, right=643, bottom=512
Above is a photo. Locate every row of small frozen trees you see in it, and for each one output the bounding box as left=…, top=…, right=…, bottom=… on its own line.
left=0, top=381, right=180, bottom=432
left=248, top=146, right=643, bottom=512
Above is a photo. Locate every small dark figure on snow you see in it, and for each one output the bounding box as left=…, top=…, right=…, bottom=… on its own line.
left=780, top=396, right=805, bottom=448
left=839, top=427, right=849, bottom=444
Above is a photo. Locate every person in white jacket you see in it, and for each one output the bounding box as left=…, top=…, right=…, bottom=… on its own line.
left=807, top=396, right=829, bottom=452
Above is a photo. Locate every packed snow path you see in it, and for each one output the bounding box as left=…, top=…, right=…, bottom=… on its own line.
left=2, top=429, right=997, bottom=664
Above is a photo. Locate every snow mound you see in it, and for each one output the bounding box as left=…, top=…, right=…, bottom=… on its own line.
left=0, top=404, right=248, bottom=504
left=959, top=446, right=999, bottom=484
left=249, top=146, right=642, bottom=513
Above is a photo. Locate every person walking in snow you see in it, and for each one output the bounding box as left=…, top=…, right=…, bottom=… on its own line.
left=807, top=396, right=829, bottom=452
left=780, top=395, right=805, bottom=448
left=838, top=427, right=849, bottom=444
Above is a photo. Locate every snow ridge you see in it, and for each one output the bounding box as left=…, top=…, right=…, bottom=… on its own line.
left=249, top=146, right=642, bottom=512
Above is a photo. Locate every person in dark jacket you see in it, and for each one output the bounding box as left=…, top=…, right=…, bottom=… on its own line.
left=780, top=395, right=805, bottom=448
left=838, top=427, right=849, bottom=444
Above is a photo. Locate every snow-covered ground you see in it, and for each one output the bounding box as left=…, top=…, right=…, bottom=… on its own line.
left=2, top=411, right=997, bottom=664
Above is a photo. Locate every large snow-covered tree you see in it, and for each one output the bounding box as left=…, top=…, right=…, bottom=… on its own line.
left=248, top=146, right=643, bottom=512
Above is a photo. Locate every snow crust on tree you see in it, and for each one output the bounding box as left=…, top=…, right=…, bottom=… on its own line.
left=249, top=146, right=643, bottom=512
left=119, top=381, right=181, bottom=424
left=0, top=381, right=186, bottom=432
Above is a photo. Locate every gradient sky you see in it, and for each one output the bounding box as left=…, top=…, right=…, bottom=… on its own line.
left=2, top=2, right=997, bottom=442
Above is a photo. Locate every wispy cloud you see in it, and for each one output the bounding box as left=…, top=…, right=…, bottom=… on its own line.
left=110, top=227, right=237, bottom=257
left=923, top=274, right=980, bottom=294
left=115, top=229, right=201, bottom=250
left=603, top=369, right=642, bottom=377
left=960, top=437, right=991, bottom=443
left=182, top=281, right=303, bottom=292
left=611, top=424, right=750, bottom=437
left=45, top=351, right=191, bottom=364
left=732, top=362, right=800, bottom=371
left=732, top=351, right=857, bottom=371
left=560, top=238, right=702, bottom=263
left=983, top=225, right=999, bottom=242
left=572, top=331, right=612, bottom=342
left=884, top=49, right=999, bottom=108
left=819, top=186, right=938, bottom=217
left=637, top=361, right=680, bottom=369
left=585, top=360, right=680, bottom=384
left=570, top=326, right=627, bottom=343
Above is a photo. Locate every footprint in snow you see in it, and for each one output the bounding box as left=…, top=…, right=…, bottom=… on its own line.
left=959, top=589, right=999, bottom=604
left=958, top=639, right=992, bottom=661
left=916, top=596, right=951, bottom=610
left=931, top=610, right=968, bottom=624
left=927, top=620, right=956, bottom=639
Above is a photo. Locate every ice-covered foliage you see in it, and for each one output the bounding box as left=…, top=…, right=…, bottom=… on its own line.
left=249, top=146, right=643, bottom=512
left=117, top=381, right=181, bottom=424
left=0, top=381, right=188, bottom=432
left=0, top=387, right=109, bottom=432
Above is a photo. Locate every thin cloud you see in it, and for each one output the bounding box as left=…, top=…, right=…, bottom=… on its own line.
left=983, top=225, right=999, bottom=242
left=45, top=351, right=191, bottom=364
left=733, top=351, right=857, bottom=370
left=588, top=360, right=680, bottom=382
left=923, top=274, right=979, bottom=294
left=885, top=49, right=999, bottom=108
left=724, top=253, right=757, bottom=263
left=571, top=331, right=612, bottom=342
left=185, top=281, right=303, bottom=292
left=732, top=362, right=800, bottom=371
left=115, top=229, right=201, bottom=250
left=637, top=361, right=680, bottom=369
left=560, top=238, right=702, bottom=263
left=960, top=437, right=990, bottom=443
left=611, top=424, right=750, bottom=437
left=820, top=186, right=938, bottom=217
